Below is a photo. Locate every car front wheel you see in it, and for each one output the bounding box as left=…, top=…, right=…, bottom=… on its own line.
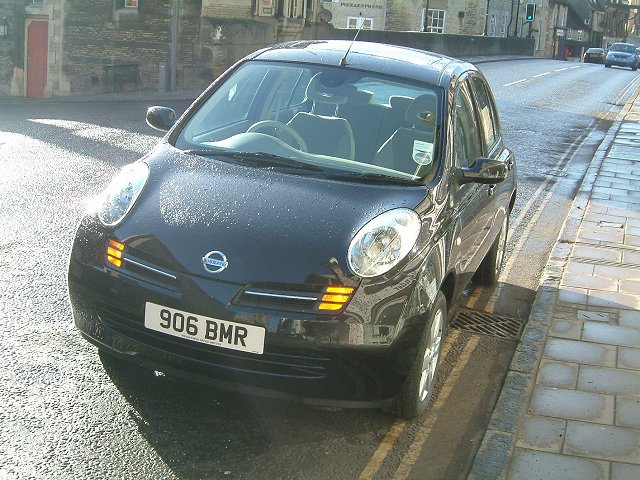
left=388, top=292, right=447, bottom=419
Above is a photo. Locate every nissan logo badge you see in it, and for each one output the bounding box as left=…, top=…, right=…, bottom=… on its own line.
left=202, top=251, right=228, bottom=274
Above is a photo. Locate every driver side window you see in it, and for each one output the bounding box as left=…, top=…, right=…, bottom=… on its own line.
left=453, top=83, right=482, bottom=169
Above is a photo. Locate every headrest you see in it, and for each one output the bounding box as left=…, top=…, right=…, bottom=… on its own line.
left=388, top=96, right=413, bottom=111
left=306, top=73, right=357, bottom=105
left=405, top=94, right=437, bottom=126
left=348, top=89, right=374, bottom=106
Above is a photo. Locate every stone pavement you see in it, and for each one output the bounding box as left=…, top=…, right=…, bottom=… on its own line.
left=468, top=89, right=640, bottom=479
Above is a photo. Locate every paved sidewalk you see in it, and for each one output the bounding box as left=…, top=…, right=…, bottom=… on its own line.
left=469, top=89, right=640, bottom=479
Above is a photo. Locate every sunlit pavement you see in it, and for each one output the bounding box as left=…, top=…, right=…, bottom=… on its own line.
left=469, top=88, right=640, bottom=479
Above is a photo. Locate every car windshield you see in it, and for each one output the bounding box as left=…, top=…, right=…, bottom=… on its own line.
left=176, top=61, right=443, bottom=182
left=610, top=44, right=635, bottom=53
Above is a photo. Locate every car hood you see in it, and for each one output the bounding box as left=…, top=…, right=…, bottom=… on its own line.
left=609, top=51, right=634, bottom=58
left=114, top=147, right=428, bottom=286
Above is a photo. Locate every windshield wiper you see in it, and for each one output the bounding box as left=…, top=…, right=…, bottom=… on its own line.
left=184, top=149, right=324, bottom=172
left=327, top=172, right=421, bottom=185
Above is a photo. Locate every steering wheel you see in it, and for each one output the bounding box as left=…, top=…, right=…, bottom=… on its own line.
left=246, top=120, right=308, bottom=152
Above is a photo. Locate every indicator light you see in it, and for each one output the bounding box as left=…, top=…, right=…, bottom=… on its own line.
left=106, top=239, right=125, bottom=268
left=317, top=286, right=355, bottom=311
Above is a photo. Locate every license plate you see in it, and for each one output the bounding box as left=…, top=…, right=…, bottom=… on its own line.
left=144, top=302, right=265, bottom=354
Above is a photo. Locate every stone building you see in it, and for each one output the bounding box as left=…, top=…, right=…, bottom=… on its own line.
left=384, top=0, right=487, bottom=35
left=321, top=0, right=387, bottom=31
left=0, top=0, right=331, bottom=98
left=0, top=0, right=67, bottom=97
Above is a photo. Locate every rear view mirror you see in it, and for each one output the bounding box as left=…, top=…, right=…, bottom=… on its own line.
left=456, top=158, right=508, bottom=185
left=146, top=106, right=177, bottom=132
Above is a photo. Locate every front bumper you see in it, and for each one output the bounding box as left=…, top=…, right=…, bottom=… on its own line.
left=68, top=220, right=426, bottom=406
left=606, top=56, right=637, bottom=68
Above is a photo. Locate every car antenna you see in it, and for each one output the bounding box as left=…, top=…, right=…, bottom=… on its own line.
left=339, top=4, right=376, bottom=67
left=339, top=26, right=362, bottom=67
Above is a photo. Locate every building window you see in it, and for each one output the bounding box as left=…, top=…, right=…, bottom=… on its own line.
left=423, top=9, right=446, bottom=34
left=499, top=14, right=507, bottom=37
left=347, top=17, right=373, bottom=30
left=488, top=15, right=496, bottom=36
left=115, top=0, right=142, bottom=11
left=577, top=29, right=584, bottom=41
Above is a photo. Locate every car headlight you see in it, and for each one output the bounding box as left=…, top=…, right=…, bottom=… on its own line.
left=348, top=208, right=421, bottom=278
left=97, top=162, right=149, bottom=226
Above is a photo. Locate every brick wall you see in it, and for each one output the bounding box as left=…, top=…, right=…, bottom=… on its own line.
left=201, top=0, right=253, bottom=19
left=64, top=0, right=207, bottom=94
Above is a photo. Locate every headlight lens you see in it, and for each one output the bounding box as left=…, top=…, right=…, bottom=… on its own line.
left=348, top=208, right=421, bottom=278
left=97, top=162, right=149, bottom=226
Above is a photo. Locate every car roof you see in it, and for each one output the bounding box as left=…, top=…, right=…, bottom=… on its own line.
left=245, top=40, right=475, bottom=88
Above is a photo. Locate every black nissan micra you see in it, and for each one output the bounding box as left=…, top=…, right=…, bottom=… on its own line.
left=68, top=40, right=516, bottom=419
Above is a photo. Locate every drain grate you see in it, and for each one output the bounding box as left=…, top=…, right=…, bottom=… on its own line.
left=450, top=308, right=525, bottom=340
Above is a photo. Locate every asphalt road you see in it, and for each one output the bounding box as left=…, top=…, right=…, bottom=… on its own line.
left=0, top=58, right=638, bottom=480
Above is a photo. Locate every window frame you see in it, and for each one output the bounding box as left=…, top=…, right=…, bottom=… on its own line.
left=468, top=75, right=500, bottom=156
left=347, top=17, right=374, bottom=30
left=452, top=79, right=483, bottom=169
left=423, top=9, right=446, bottom=34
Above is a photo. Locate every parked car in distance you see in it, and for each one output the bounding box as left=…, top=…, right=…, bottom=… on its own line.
left=68, top=40, right=517, bottom=420
left=583, top=47, right=606, bottom=64
left=605, top=42, right=638, bottom=70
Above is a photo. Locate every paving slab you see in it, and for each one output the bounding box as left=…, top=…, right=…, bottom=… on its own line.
left=515, top=415, right=566, bottom=453
left=583, top=323, right=640, bottom=347
left=507, top=449, right=609, bottom=480
left=529, top=386, right=614, bottom=424
left=564, top=421, right=640, bottom=464
left=537, top=360, right=578, bottom=389
left=543, top=338, right=616, bottom=367
left=618, top=347, right=640, bottom=370
left=615, top=396, right=640, bottom=428
left=577, top=365, right=640, bottom=396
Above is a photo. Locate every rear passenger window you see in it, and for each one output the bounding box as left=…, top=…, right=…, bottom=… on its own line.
left=470, top=76, right=498, bottom=153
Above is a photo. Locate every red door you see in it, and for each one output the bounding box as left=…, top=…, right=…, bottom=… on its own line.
left=27, top=21, right=48, bottom=98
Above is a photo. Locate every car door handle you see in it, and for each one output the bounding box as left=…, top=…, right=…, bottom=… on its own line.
left=487, top=185, right=496, bottom=197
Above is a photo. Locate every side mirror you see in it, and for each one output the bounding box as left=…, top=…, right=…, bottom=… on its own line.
left=146, top=106, right=177, bottom=132
left=456, top=158, right=508, bottom=185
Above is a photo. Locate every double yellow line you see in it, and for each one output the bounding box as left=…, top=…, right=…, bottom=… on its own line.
left=358, top=330, right=480, bottom=480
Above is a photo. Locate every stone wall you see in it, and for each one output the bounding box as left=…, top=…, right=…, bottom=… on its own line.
left=64, top=0, right=207, bottom=94
left=325, top=27, right=535, bottom=57
left=0, top=0, right=18, bottom=96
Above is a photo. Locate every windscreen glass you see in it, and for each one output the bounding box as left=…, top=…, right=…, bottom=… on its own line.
left=176, top=62, right=444, bottom=182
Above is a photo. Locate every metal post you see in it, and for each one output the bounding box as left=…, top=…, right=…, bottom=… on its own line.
left=170, top=0, right=179, bottom=91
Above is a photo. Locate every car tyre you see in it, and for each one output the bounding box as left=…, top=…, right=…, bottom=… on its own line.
left=476, top=214, right=509, bottom=285
left=387, top=292, right=447, bottom=420
left=605, top=63, right=611, bottom=68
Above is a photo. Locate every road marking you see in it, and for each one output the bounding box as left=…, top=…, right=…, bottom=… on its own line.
left=392, top=336, right=481, bottom=480
left=532, top=72, right=551, bottom=78
left=570, top=65, right=581, bottom=69
left=502, top=79, right=527, bottom=87
left=554, top=67, right=569, bottom=72
left=358, top=421, right=406, bottom=480
left=358, top=329, right=461, bottom=480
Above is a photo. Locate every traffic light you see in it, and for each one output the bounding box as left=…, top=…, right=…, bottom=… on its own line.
left=525, top=3, right=536, bottom=22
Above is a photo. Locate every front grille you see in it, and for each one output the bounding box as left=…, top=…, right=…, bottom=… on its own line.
left=96, top=303, right=329, bottom=379
left=233, top=283, right=356, bottom=314
left=234, top=284, right=324, bottom=313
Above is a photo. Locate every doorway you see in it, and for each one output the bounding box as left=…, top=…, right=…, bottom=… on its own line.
left=26, top=20, right=48, bottom=98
